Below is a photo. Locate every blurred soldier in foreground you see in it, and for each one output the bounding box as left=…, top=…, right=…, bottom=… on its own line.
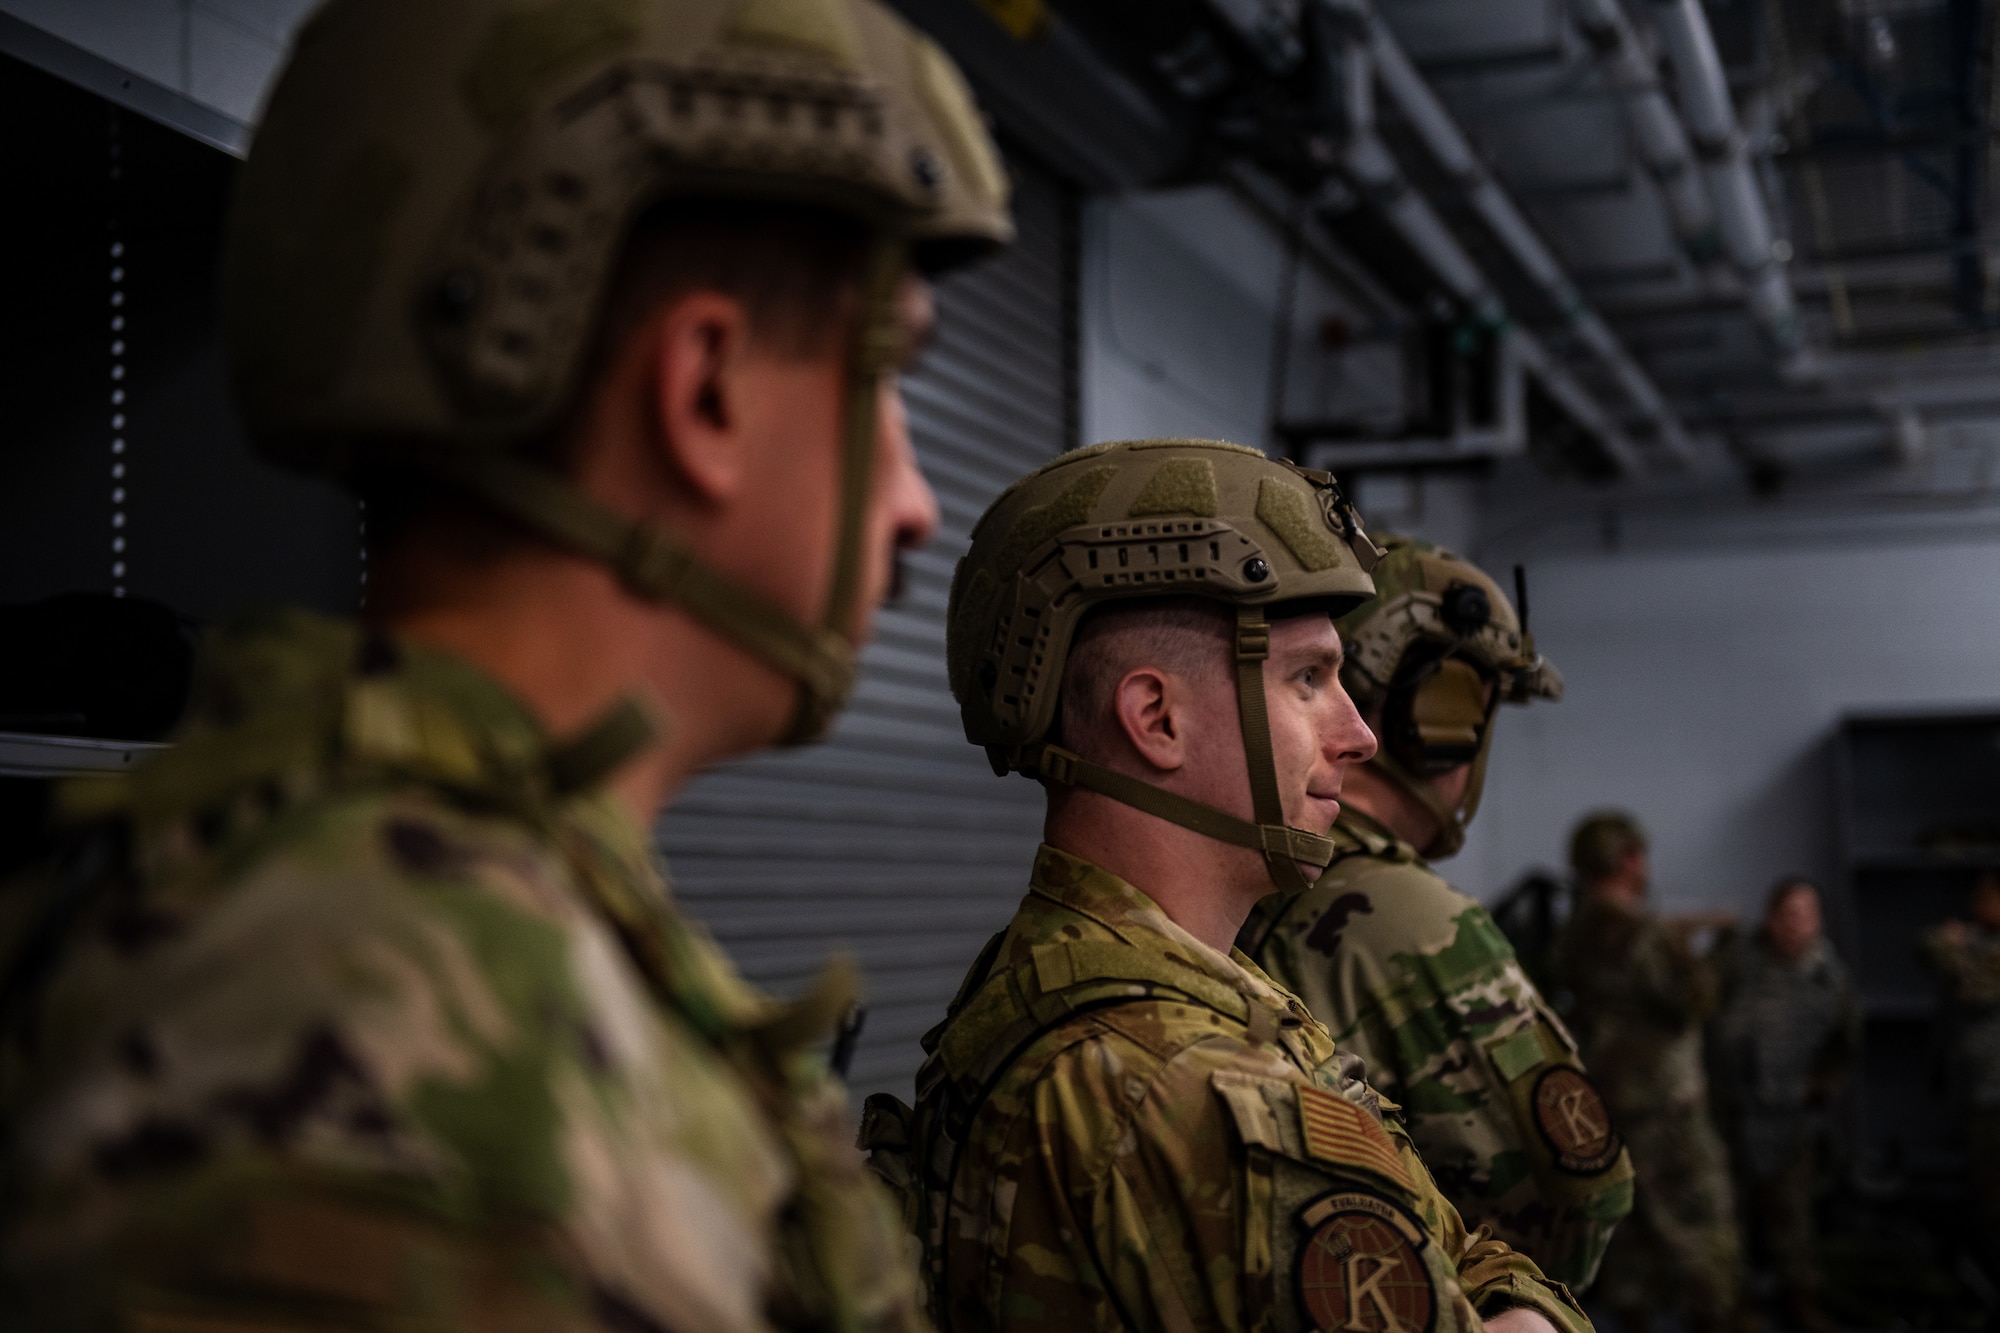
left=1921, top=871, right=2000, bottom=1272
left=1554, top=813, right=1747, bottom=1333
left=871, top=440, right=1592, bottom=1333
left=1711, top=878, right=1857, bottom=1333
left=1241, top=539, right=1632, bottom=1289
left=0, top=1, right=1012, bottom=1328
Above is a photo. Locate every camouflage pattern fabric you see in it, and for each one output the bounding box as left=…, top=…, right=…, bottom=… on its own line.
left=1920, top=922, right=2000, bottom=1108
left=1240, top=810, right=1632, bottom=1290
left=1920, top=925, right=2000, bottom=1269
left=1710, top=931, right=1856, bottom=1183
left=886, top=845, right=1592, bottom=1333
left=1709, top=932, right=1855, bottom=1303
left=1553, top=894, right=1741, bottom=1332
left=0, top=610, right=924, bottom=1333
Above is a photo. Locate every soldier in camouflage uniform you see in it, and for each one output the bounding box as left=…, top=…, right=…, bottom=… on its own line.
left=1553, top=813, right=1745, bottom=1333
left=869, top=441, right=1594, bottom=1333
left=0, top=1, right=1011, bottom=1329
left=1241, top=539, right=1633, bottom=1291
left=1711, top=877, right=1856, bottom=1333
left=1920, top=871, right=2000, bottom=1273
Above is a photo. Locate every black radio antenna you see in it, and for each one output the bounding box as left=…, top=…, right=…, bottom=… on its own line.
left=1513, top=564, right=1530, bottom=634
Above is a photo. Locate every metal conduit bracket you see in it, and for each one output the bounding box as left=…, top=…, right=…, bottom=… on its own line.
left=1313, top=0, right=1695, bottom=474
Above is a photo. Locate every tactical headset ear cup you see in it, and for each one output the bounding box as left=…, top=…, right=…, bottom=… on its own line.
left=1385, top=657, right=1492, bottom=776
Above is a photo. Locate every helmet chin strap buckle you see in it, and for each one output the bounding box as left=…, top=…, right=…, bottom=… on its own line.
left=1032, top=745, right=1078, bottom=786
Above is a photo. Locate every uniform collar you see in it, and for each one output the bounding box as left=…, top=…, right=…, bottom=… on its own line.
left=131, top=608, right=643, bottom=819
left=1755, top=931, right=1833, bottom=974
left=1332, top=805, right=1421, bottom=862
left=98, top=611, right=777, bottom=1042
left=1028, top=843, right=1306, bottom=1015
left=1578, top=894, right=1655, bottom=941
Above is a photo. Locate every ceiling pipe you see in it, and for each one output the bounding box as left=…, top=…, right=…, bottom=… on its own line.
left=1350, top=0, right=1700, bottom=468
left=1646, top=0, right=1807, bottom=360
left=1569, top=0, right=1725, bottom=270
left=1338, top=116, right=1649, bottom=475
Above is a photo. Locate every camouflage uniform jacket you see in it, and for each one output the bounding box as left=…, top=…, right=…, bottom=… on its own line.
left=1711, top=932, right=1857, bottom=1177
left=1239, top=810, right=1632, bottom=1290
left=0, top=610, right=924, bottom=1333
left=884, top=844, right=1590, bottom=1333
left=1551, top=894, right=1717, bottom=1119
left=1920, top=923, right=2000, bottom=1108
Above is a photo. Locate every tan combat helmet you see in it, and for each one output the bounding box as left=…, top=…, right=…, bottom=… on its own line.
left=1338, top=536, right=1562, bottom=858
left=225, top=0, right=1012, bottom=744
left=949, top=439, right=1383, bottom=893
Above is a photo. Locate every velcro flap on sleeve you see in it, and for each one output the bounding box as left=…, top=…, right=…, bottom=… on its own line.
left=1486, top=1024, right=1546, bottom=1084
left=1210, top=1070, right=1284, bottom=1151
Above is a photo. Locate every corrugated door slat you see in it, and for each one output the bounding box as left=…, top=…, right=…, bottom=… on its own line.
left=657, top=155, right=1072, bottom=1103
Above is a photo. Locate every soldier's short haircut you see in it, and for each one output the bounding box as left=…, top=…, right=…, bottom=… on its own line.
left=1056, top=597, right=1233, bottom=762
left=361, top=199, right=871, bottom=556
left=585, top=198, right=872, bottom=374
left=1568, top=810, right=1647, bottom=883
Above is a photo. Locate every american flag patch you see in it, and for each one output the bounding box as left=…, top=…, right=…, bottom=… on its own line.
left=1298, top=1086, right=1412, bottom=1190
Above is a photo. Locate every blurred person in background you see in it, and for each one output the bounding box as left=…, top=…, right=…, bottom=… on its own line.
left=1554, top=812, right=1750, bottom=1333
left=1711, top=877, right=1858, bottom=1333
left=1921, top=871, right=2000, bottom=1275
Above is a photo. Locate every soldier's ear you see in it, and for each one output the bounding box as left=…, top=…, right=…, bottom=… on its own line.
left=1111, top=667, right=1187, bottom=774
left=646, top=290, right=756, bottom=505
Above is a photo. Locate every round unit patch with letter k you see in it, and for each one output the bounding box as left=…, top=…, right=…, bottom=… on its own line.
left=1296, top=1191, right=1437, bottom=1333
left=1531, top=1066, right=1622, bottom=1174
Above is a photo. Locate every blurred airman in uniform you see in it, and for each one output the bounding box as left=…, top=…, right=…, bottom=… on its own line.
left=1711, top=877, right=1856, bottom=1333
left=1554, top=813, right=1746, bottom=1333
left=1921, top=871, right=2000, bottom=1273
left=0, top=1, right=1012, bottom=1328
left=1241, top=539, right=1632, bottom=1290
left=866, top=442, right=1593, bottom=1333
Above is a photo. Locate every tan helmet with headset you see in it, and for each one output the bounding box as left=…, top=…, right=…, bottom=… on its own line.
left=1338, top=536, right=1561, bottom=858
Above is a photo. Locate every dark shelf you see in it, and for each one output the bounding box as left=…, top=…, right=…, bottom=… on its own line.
left=1835, top=709, right=2000, bottom=1173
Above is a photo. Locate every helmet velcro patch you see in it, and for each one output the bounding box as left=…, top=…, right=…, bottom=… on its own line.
left=721, top=0, right=866, bottom=64
left=461, top=0, right=646, bottom=130
left=1256, top=478, right=1342, bottom=572
left=992, top=465, right=1116, bottom=576
left=1128, top=458, right=1219, bottom=518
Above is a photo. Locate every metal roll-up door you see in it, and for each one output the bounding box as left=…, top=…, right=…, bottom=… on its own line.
left=658, top=153, right=1075, bottom=1104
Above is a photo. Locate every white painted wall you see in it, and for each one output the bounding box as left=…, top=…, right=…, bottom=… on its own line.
left=1079, top=185, right=1489, bottom=551
left=1082, top=189, right=1398, bottom=446
left=1450, top=531, right=2000, bottom=919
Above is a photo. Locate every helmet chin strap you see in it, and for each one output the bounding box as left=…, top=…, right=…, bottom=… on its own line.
left=1366, top=750, right=1471, bottom=859
left=427, top=237, right=909, bottom=751
left=1011, top=605, right=1336, bottom=895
